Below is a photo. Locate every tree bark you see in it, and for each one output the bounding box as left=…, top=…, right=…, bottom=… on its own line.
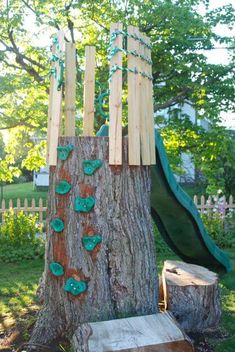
left=162, top=260, right=221, bottom=332
left=29, top=136, right=158, bottom=348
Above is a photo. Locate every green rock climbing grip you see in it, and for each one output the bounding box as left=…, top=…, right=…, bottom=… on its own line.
left=82, top=235, right=102, bottom=251
left=82, top=160, right=103, bottom=175
left=55, top=180, right=72, bottom=195
left=57, top=144, right=74, bottom=161
left=50, top=217, right=64, bottom=232
left=64, top=277, right=88, bottom=296
left=49, top=262, right=64, bottom=277
left=74, top=196, right=95, bottom=213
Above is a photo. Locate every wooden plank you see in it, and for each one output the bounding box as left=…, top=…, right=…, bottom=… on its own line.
left=144, top=33, right=156, bottom=165
left=127, top=26, right=141, bottom=165
left=83, top=46, right=96, bottom=136
left=139, top=32, right=151, bottom=165
left=48, top=30, right=65, bottom=166
left=109, top=23, right=123, bottom=165
left=81, top=312, right=193, bottom=352
left=64, top=43, right=76, bottom=136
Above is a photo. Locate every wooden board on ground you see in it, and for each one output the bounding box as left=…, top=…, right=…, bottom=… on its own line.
left=72, top=312, right=194, bottom=352
left=109, top=23, right=123, bottom=165
left=162, top=260, right=221, bottom=332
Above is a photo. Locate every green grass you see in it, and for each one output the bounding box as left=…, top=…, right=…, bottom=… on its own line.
left=0, top=259, right=44, bottom=333
left=3, top=182, right=48, bottom=206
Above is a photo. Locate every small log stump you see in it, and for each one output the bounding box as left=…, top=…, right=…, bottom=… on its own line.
left=162, top=260, right=221, bottom=332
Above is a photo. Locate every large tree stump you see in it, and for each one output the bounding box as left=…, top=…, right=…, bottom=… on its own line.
left=162, top=260, right=221, bottom=332
left=29, top=137, right=158, bottom=348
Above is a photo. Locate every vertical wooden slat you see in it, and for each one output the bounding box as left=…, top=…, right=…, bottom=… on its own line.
left=9, top=199, right=13, bottom=209
left=39, top=198, right=43, bottom=222
left=193, top=195, right=198, bottom=206
left=65, top=42, right=76, bottom=136
left=201, top=195, right=205, bottom=214
left=109, top=23, right=123, bottom=165
left=24, top=198, right=28, bottom=215
left=139, top=31, right=151, bottom=165
left=144, top=34, right=156, bottom=165
left=32, top=198, right=36, bottom=214
left=16, top=198, right=21, bottom=214
left=83, top=46, right=96, bottom=136
left=127, top=25, right=140, bottom=165
left=48, top=30, right=65, bottom=166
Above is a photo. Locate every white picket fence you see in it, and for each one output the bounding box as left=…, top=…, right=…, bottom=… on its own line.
left=0, top=195, right=234, bottom=223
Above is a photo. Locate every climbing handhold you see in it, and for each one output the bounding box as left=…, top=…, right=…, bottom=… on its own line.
left=82, top=235, right=102, bottom=251
left=64, top=277, right=88, bottom=296
left=55, top=180, right=72, bottom=195
left=82, top=160, right=103, bottom=175
left=74, top=196, right=95, bottom=213
left=57, top=144, right=74, bottom=160
left=50, top=217, right=64, bottom=232
left=49, top=262, right=64, bottom=277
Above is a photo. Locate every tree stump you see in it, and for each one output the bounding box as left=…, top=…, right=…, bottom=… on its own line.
left=29, top=136, right=158, bottom=348
left=162, top=260, right=221, bottom=332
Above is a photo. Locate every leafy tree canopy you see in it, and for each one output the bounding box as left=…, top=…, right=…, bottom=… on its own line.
left=0, top=0, right=234, bottom=193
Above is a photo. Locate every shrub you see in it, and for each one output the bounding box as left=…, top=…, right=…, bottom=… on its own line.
left=202, top=210, right=235, bottom=249
left=0, top=210, right=45, bottom=262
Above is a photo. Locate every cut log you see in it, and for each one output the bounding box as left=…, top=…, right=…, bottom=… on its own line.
left=28, top=137, right=158, bottom=348
left=162, top=260, right=221, bottom=332
left=72, top=312, right=194, bottom=352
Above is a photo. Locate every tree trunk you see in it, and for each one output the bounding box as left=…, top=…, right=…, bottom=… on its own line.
left=29, top=136, right=158, bottom=348
left=162, top=260, right=221, bottom=332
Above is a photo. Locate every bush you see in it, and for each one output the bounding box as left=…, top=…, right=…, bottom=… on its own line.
left=0, top=210, right=45, bottom=262
left=202, top=210, right=235, bottom=249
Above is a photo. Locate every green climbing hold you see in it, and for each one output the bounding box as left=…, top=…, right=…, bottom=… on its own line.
left=55, top=180, right=72, bottom=195
left=64, top=277, right=88, bottom=296
left=82, top=160, right=102, bottom=175
left=57, top=144, right=74, bottom=161
left=49, top=262, right=64, bottom=277
left=82, top=235, right=102, bottom=251
left=74, top=196, right=95, bottom=213
left=50, top=217, right=64, bottom=232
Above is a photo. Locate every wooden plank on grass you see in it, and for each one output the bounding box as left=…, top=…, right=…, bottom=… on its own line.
left=127, top=25, right=141, bottom=165
left=48, top=30, right=65, bottom=166
left=109, top=23, right=123, bottom=165
left=65, top=43, right=76, bottom=136
left=83, top=46, right=96, bottom=136
left=139, top=31, right=151, bottom=165
left=144, top=33, right=156, bottom=165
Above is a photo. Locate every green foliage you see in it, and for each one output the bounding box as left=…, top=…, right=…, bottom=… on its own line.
left=202, top=211, right=235, bottom=249
left=0, top=210, right=45, bottom=262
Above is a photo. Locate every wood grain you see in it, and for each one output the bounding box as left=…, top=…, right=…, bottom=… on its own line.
left=65, top=42, right=76, bottom=136
left=109, top=23, right=123, bottom=165
left=83, top=46, right=96, bottom=136
left=127, top=25, right=140, bottom=165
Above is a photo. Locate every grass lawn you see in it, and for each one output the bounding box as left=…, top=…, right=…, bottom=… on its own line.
left=0, top=247, right=234, bottom=351
left=3, top=182, right=48, bottom=207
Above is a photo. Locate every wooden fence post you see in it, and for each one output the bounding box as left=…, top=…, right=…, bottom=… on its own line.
left=127, top=25, right=140, bottom=165
left=83, top=46, right=96, bottom=136
left=109, top=23, right=123, bottom=165
left=48, top=30, right=65, bottom=166
left=65, top=42, right=76, bottom=136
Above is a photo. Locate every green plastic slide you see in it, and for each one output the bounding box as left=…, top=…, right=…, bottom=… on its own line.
left=97, top=125, right=231, bottom=272
left=152, top=129, right=231, bottom=272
